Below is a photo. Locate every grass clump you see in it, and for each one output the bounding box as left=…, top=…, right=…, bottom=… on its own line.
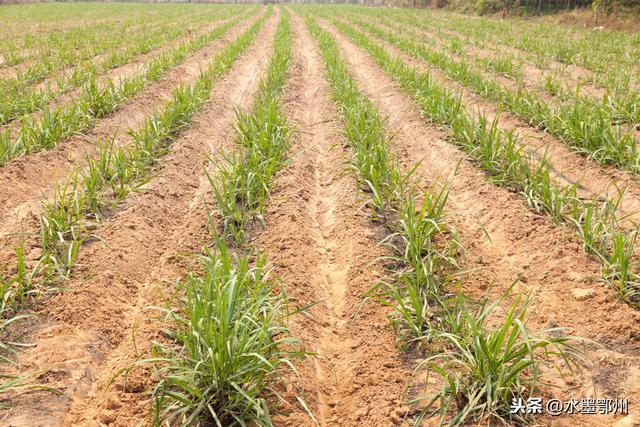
left=210, top=9, right=292, bottom=243
left=418, top=293, right=579, bottom=426
left=379, top=190, right=460, bottom=348
left=150, top=242, right=299, bottom=426
left=150, top=10, right=301, bottom=426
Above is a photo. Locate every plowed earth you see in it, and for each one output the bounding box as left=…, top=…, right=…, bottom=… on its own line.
left=0, top=5, right=638, bottom=427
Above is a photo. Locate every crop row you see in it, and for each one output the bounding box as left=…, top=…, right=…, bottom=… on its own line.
left=0, top=10, right=271, bottom=366
left=0, top=10, right=260, bottom=166
left=149, top=10, right=303, bottom=426
left=363, top=6, right=640, bottom=81
left=0, top=6, right=635, bottom=425
left=368, top=12, right=640, bottom=129
left=2, top=36, right=159, bottom=122
left=0, top=4, right=206, bottom=68
left=0, top=6, right=242, bottom=109
left=0, top=3, right=176, bottom=39
left=336, top=12, right=640, bottom=176
left=313, top=13, right=639, bottom=309
left=305, top=12, right=578, bottom=426
left=1, top=13, right=180, bottom=84
left=0, top=7, right=253, bottom=125
left=1, top=14, right=141, bottom=65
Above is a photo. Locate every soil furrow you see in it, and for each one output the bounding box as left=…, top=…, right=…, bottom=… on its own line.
left=0, top=13, right=263, bottom=261
left=0, top=12, right=278, bottom=427
left=259, top=13, right=409, bottom=426
left=319, top=18, right=640, bottom=427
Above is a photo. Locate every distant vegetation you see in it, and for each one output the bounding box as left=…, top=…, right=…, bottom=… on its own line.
left=412, top=0, right=639, bottom=16
left=0, top=0, right=639, bottom=25
left=335, top=0, right=640, bottom=19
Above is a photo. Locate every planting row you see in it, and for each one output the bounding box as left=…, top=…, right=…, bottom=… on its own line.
left=366, top=6, right=640, bottom=82
left=0, top=10, right=272, bottom=362
left=305, top=12, right=580, bottom=426
left=0, top=6, right=253, bottom=124
left=150, top=9, right=302, bottom=425
left=0, top=9, right=195, bottom=84
left=315, top=12, right=640, bottom=308
left=0, top=4, right=210, bottom=67
left=368, top=12, right=640, bottom=129
left=0, top=9, right=260, bottom=166
left=337, top=10, right=640, bottom=176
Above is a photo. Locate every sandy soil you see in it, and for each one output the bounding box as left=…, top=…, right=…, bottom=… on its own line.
left=258, top=13, right=411, bottom=426
left=318, top=16, right=640, bottom=427
left=1, top=7, right=638, bottom=427
left=0, top=11, right=277, bottom=427
left=347, top=19, right=640, bottom=229
left=0, top=13, right=263, bottom=276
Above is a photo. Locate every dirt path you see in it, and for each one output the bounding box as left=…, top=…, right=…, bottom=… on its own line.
left=0, top=13, right=277, bottom=427
left=347, top=20, right=640, bottom=228
left=257, top=13, right=410, bottom=426
left=318, top=18, right=640, bottom=427
left=0, top=13, right=263, bottom=271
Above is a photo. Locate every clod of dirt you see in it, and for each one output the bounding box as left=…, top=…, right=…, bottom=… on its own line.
left=571, top=287, right=595, bottom=300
